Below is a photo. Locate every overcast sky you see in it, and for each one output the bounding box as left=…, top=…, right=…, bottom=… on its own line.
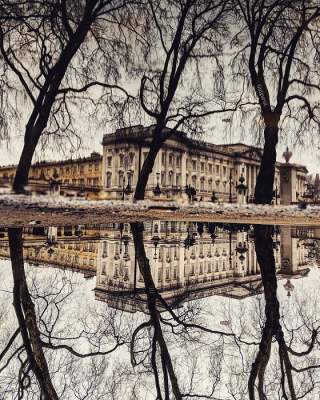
left=1, top=118, right=318, bottom=175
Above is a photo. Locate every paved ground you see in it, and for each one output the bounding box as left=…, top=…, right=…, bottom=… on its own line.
left=0, top=194, right=319, bottom=227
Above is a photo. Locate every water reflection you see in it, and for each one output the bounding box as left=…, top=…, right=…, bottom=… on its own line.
left=0, top=222, right=320, bottom=399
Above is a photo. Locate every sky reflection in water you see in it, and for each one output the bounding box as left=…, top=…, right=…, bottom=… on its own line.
left=0, top=221, right=320, bottom=399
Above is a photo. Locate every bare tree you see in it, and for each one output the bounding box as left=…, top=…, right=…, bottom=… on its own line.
left=248, top=224, right=320, bottom=399
left=124, top=0, right=238, bottom=200
left=231, top=0, right=320, bottom=204
left=0, top=0, right=131, bottom=193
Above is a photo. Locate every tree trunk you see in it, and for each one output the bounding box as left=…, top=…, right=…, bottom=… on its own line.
left=134, top=136, right=165, bottom=201
left=12, top=133, right=39, bottom=193
left=8, top=228, right=59, bottom=400
left=254, top=124, right=279, bottom=204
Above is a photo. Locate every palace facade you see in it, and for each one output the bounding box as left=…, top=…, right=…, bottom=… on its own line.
left=0, top=152, right=103, bottom=199
left=102, top=125, right=308, bottom=204
left=0, top=125, right=308, bottom=203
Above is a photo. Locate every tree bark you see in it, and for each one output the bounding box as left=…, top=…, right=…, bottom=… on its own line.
left=254, top=124, right=279, bottom=205
left=134, top=133, right=166, bottom=201
left=12, top=132, right=40, bottom=193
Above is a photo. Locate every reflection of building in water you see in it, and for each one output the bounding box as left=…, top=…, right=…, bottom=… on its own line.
left=0, top=223, right=313, bottom=310
left=94, top=222, right=311, bottom=313
left=280, top=227, right=309, bottom=275
left=0, top=225, right=104, bottom=278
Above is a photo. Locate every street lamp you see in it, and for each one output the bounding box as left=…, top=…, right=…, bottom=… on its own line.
left=152, top=235, right=160, bottom=260
left=185, top=184, right=196, bottom=203
left=236, top=174, right=248, bottom=203
left=283, top=279, right=294, bottom=297
left=236, top=241, right=248, bottom=264
left=184, top=228, right=195, bottom=249
left=123, top=235, right=130, bottom=260
left=122, top=173, right=132, bottom=201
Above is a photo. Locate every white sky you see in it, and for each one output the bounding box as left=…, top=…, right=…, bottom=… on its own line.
left=1, top=118, right=318, bottom=174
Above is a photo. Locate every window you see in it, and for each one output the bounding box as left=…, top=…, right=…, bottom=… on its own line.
left=161, top=152, right=166, bottom=166
left=80, top=165, right=84, bottom=173
left=192, top=160, right=197, bottom=171
left=95, top=163, right=99, bottom=171
left=208, top=164, right=212, bottom=173
left=176, top=155, right=181, bottom=168
left=169, top=154, right=173, bottom=166
left=119, top=154, right=124, bottom=167
left=102, top=241, right=108, bottom=257
left=201, top=162, right=205, bottom=172
left=118, top=171, right=124, bottom=187
left=176, top=174, right=180, bottom=187
left=216, top=165, right=220, bottom=175
left=161, top=172, right=166, bottom=186
left=223, top=166, right=227, bottom=176
left=192, top=175, right=197, bottom=188
left=106, top=173, right=112, bottom=188
left=107, top=157, right=112, bottom=168
left=200, top=178, right=205, bottom=191
left=168, top=172, right=173, bottom=186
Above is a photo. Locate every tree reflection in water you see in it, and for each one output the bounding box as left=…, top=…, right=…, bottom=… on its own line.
left=8, top=227, right=59, bottom=400
left=130, top=221, right=236, bottom=399
left=1, top=223, right=320, bottom=399
left=251, top=225, right=320, bottom=400
left=3, top=228, right=129, bottom=399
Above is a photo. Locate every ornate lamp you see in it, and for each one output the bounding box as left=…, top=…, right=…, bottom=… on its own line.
left=283, top=279, right=294, bottom=297
left=236, top=175, right=247, bottom=196
left=282, top=146, right=293, bottom=164
left=152, top=235, right=160, bottom=259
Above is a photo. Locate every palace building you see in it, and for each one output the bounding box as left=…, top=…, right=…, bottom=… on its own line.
left=0, top=125, right=308, bottom=204
left=0, top=152, right=103, bottom=199
left=102, top=125, right=308, bottom=204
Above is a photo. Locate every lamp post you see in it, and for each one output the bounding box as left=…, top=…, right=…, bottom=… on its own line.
left=184, top=227, right=195, bottom=249
left=236, top=240, right=248, bottom=264
left=122, top=172, right=132, bottom=201
left=152, top=235, right=160, bottom=260
left=283, top=279, right=294, bottom=297
left=236, top=173, right=248, bottom=204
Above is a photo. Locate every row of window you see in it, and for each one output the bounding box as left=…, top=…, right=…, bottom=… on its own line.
left=31, top=162, right=100, bottom=178
left=63, top=177, right=100, bottom=186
